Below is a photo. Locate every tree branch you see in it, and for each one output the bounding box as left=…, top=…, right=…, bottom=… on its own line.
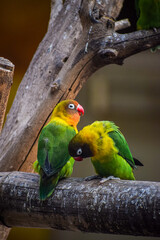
left=0, top=0, right=160, bottom=175
left=115, top=19, right=131, bottom=31
left=0, top=57, right=14, bottom=240
left=0, top=172, right=160, bottom=237
left=0, top=57, right=14, bottom=133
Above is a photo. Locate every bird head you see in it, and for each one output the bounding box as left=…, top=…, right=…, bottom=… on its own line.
left=51, top=99, right=84, bottom=129
left=68, top=127, right=96, bottom=161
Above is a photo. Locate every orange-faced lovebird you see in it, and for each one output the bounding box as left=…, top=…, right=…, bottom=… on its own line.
left=33, top=100, right=84, bottom=200
left=69, top=121, right=143, bottom=180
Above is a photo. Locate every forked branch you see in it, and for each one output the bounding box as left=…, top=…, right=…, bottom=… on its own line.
left=0, top=0, right=160, bottom=174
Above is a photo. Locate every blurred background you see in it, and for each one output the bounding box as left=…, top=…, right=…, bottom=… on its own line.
left=0, top=0, right=160, bottom=240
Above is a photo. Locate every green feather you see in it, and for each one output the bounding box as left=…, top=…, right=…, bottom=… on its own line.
left=135, top=0, right=160, bottom=51
left=136, top=0, right=160, bottom=30
left=37, top=122, right=76, bottom=176
left=35, top=120, right=76, bottom=200
left=39, top=157, right=74, bottom=200
left=93, top=121, right=136, bottom=179
left=33, top=160, right=41, bottom=174
left=69, top=121, right=143, bottom=180
left=108, top=129, right=136, bottom=169
left=39, top=169, right=59, bottom=200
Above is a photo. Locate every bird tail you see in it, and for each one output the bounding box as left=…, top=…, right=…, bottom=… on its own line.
left=39, top=171, right=59, bottom=201
left=133, top=157, right=144, bottom=166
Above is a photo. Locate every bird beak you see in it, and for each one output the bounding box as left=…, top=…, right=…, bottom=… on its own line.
left=74, top=156, right=83, bottom=161
left=77, top=104, right=84, bottom=116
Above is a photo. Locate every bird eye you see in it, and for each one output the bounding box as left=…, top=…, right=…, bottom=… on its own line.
left=68, top=103, right=75, bottom=110
left=76, top=148, right=82, bottom=156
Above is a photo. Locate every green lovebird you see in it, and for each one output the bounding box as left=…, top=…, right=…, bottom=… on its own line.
left=33, top=100, right=84, bottom=200
left=68, top=121, right=143, bottom=180
left=135, top=0, right=160, bottom=30
left=135, top=0, right=160, bottom=51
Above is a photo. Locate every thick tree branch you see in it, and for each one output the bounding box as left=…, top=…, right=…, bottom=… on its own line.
left=115, top=19, right=131, bottom=31
left=0, top=172, right=160, bottom=237
left=0, top=0, right=160, bottom=174
left=0, top=57, right=14, bottom=133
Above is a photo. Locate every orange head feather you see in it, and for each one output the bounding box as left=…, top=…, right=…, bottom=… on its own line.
left=50, top=100, right=84, bottom=129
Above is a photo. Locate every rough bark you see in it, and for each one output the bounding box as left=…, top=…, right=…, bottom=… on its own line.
left=0, top=172, right=160, bottom=237
left=0, top=0, right=160, bottom=174
left=0, top=57, right=14, bottom=240
left=0, top=57, right=14, bottom=133
left=0, top=226, right=10, bottom=240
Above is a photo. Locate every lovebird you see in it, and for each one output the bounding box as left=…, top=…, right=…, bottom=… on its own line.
left=33, top=100, right=84, bottom=200
left=135, top=0, right=160, bottom=52
left=68, top=121, right=143, bottom=180
left=135, top=0, right=160, bottom=30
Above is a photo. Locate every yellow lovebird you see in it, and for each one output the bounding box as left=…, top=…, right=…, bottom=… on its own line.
left=69, top=121, right=143, bottom=180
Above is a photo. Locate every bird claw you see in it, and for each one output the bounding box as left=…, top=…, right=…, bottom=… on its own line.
left=99, top=176, right=120, bottom=184
left=153, top=27, right=158, bottom=33
left=84, top=175, right=102, bottom=181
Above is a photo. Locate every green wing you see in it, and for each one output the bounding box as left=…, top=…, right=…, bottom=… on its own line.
left=108, top=127, right=136, bottom=169
left=37, top=121, right=76, bottom=177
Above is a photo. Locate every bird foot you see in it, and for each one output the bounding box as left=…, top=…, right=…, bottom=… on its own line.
left=84, top=175, right=102, bottom=181
left=99, top=176, right=120, bottom=184
left=153, top=27, right=158, bottom=33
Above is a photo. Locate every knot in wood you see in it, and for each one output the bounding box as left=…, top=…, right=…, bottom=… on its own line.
left=98, top=48, right=118, bottom=59
left=101, top=16, right=115, bottom=31
left=79, top=0, right=114, bottom=29
left=50, top=79, right=61, bottom=93
left=0, top=57, right=14, bottom=72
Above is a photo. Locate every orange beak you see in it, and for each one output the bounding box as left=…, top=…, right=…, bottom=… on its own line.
left=77, top=104, right=84, bottom=116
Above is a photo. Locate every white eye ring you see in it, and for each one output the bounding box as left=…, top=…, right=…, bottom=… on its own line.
left=68, top=103, right=75, bottom=110
left=77, top=148, right=82, bottom=156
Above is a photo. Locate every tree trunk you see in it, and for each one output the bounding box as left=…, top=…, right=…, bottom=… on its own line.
left=0, top=0, right=160, bottom=174
left=0, top=172, right=160, bottom=237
